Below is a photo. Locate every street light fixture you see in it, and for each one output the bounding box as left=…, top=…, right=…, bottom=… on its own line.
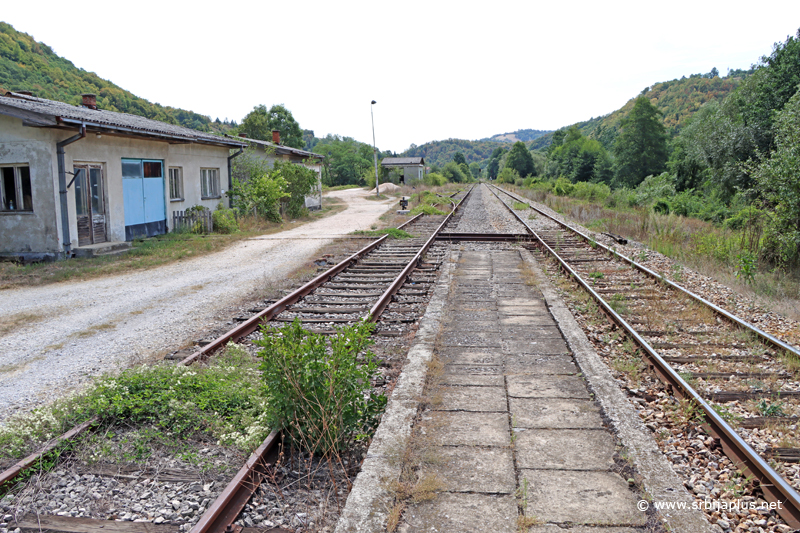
left=371, top=100, right=380, bottom=196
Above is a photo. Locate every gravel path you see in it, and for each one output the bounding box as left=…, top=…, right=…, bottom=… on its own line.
left=450, top=183, right=528, bottom=233
left=0, top=188, right=393, bottom=425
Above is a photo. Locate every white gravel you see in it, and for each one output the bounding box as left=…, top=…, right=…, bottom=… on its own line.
left=0, top=188, right=392, bottom=426
left=450, top=184, right=528, bottom=233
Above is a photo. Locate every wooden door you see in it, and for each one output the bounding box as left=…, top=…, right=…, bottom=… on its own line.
left=74, top=164, right=107, bottom=246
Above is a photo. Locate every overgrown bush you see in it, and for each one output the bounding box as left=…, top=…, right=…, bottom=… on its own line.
left=497, top=167, right=520, bottom=184
left=256, top=320, right=386, bottom=455
left=212, top=203, right=239, bottom=234
left=653, top=199, right=671, bottom=214
left=277, top=160, right=318, bottom=219
left=572, top=181, right=611, bottom=201
left=552, top=177, right=575, bottom=196
left=423, top=172, right=447, bottom=186
left=228, top=171, right=287, bottom=223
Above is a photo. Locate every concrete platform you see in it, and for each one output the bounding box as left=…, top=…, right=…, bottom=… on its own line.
left=509, top=398, right=604, bottom=428
left=519, top=470, right=646, bottom=525
left=337, top=246, right=713, bottom=533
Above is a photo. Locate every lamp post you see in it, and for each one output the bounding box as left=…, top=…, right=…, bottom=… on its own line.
left=371, top=100, right=380, bottom=196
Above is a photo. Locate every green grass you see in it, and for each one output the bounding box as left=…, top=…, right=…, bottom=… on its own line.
left=512, top=201, right=529, bottom=210
left=409, top=204, right=447, bottom=216
left=0, top=344, right=271, bottom=462
left=351, top=228, right=416, bottom=239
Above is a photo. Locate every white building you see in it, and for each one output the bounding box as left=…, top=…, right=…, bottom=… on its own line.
left=0, top=91, right=246, bottom=261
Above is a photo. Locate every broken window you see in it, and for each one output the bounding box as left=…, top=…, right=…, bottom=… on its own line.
left=0, top=165, right=32, bottom=212
left=201, top=168, right=220, bottom=199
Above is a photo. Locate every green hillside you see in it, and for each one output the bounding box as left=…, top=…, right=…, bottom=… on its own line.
left=531, top=70, right=748, bottom=151
left=403, top=138, right=506, bottom=168
left=481, top=128, right=551, bottom=143
left=0, top=21, right=234, bottom=132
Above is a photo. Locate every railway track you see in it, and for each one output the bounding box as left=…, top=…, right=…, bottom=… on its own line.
left=0, top=187, right=473, bottom=533
left=488, top=182, right=800, bottom=527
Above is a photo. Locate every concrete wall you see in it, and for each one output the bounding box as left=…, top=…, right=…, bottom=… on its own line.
left=403, top=164, right=423, bottom=183
left=0, top=114, right=60, bottom=255
left=0, top=113, right=232, bottom=256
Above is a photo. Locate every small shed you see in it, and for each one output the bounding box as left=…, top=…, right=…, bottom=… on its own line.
left=381, top=157, right=425, bottom=185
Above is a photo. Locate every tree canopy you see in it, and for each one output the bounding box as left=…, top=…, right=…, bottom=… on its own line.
left=238, top=104, right=304, bottom=149
left=504, top=141, right=536, bottom=177
left=612, top=96, right=668, bottom=187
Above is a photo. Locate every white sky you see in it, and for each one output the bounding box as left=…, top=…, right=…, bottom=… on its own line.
left=4, top=1, right=800, bottom=153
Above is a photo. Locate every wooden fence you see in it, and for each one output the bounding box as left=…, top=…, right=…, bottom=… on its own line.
left=172, top=210, right=213, bottom=233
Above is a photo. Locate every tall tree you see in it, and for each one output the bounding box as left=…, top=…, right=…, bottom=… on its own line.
left=486, top=147, right=506, bottom=179
left=504, top=141, right=536, bottom=177
left=453, top=152, right=467, bottom=166
left=747, top=89, right=800, bottom=267
left=612, top=96, right=668, bottom=187
left=239, top=104, right=304, bottom=149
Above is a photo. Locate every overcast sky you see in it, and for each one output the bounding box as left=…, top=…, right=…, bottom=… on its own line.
left=4, top=1, right=800, bottom=153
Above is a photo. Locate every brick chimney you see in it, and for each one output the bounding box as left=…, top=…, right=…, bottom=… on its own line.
left=238, top=133, right=247, bottom=138
left=81, top=93, right=97, bottom=110
left=272, top=130, right=280, bottom=144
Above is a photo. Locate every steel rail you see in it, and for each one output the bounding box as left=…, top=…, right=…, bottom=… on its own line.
left=487, top=183, right=800, bottom=527
left=0, top=418, right=96, bottom=489
left=491, top=185, right=800, bottom=360
left=0, top=213, right=431, bottom=497
left=189, top=431, right=282, bottom=533
left=179, top=213, right=424, bottom=366
left=366, top=185, right=474, bottom=321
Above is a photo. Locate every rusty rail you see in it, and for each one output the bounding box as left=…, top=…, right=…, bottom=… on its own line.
left=0, top=418, right=96, bottom=489
left=190, top=431, right=282, bottom=533
left=488, top=183, right=800, bottom=528
left=0, top=213, right=426, bottom=496
left=366, top=185, right=474, bottom=321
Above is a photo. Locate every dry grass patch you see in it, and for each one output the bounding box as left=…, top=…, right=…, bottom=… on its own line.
left=0, top=312, right=44, bottom=337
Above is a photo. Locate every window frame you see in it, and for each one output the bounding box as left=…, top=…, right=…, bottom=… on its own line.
left=169, top=167, right=184, bottom=202
left=0, top=164, right=33, bottom=213
left=200, top=168, right=220, bottom=199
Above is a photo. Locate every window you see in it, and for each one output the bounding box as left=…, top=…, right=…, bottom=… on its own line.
left=201, top=168, right=220, bottom=198
left=169, top=167, right=183, bottom=201
left=1, top=165, right=32, bottom=212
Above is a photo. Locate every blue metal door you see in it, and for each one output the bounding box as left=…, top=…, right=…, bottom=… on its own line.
left=122, top=159, right=166, bottom=240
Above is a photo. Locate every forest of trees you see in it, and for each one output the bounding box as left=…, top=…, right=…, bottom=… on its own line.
left=516, top=29, right=800, bottom=268
left=0, top=22, right=235, bottom=133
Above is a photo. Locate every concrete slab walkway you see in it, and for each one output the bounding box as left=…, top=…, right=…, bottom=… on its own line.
left=401, top=249, right=644, bottom=532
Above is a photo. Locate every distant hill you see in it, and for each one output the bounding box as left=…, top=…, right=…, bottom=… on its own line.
left=0, top=21, right=235, bottom=133
left=530, top=70, right=749, bottom=151
left=402, top=138, right=506, bottom=168
left=481, top=128, right=552, bottom=143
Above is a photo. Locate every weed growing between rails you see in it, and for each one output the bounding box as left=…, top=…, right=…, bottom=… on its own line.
left=242, top=319, right=388, bottom=531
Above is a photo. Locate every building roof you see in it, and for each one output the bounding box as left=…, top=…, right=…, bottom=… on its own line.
left=0, top=92, right=247, bottom=148
left=381, top=157, right=424, bottom=166
left=236, top=136, right=324, bottom=160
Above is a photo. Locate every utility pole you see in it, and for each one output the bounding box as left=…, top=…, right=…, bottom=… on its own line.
left=371, top=100, right=380, bottom=195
